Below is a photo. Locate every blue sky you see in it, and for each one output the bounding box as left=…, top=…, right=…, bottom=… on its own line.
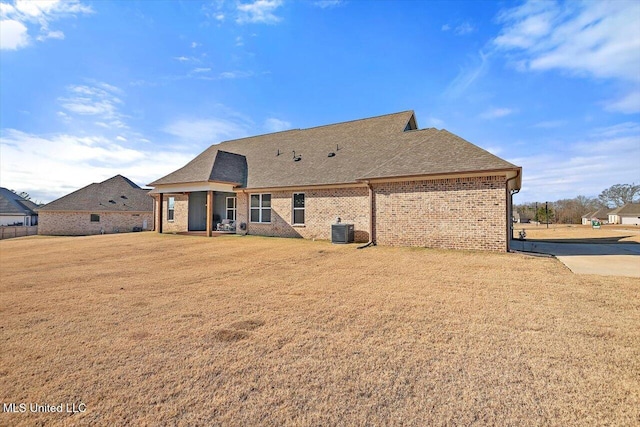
left=1, top=0, right=639, bottom=204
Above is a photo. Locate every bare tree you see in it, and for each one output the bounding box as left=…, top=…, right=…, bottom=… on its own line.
left=598, top=183, right=640, bottom=208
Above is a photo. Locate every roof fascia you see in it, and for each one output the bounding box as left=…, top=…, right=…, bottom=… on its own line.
left=358, top=168, right=521, bottom=188
left=149, top=181, right=238, bottom=194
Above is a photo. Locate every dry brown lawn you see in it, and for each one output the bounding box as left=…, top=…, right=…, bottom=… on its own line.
left=1, top=233, right=639, bottom=426
left=514, top=223, right=640, bottom=243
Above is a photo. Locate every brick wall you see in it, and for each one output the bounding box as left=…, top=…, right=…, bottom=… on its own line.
left=236, top=187, right=370, bottom=242
left=38, top=211, right=153, bottom=236
left=158, top=193, right=189, bottom=233
left=373, top=176, right=507, bottom=251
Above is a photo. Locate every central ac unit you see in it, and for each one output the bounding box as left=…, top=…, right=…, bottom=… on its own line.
left=331, top=224, right=354, bottom=244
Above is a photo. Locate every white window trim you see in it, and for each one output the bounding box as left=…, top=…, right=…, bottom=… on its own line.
left=167, top=196, right=175, bottom=222
left=226, top=196, right=237, bottom=221
left=292, top=192, right=305, bottom=226
left=250, top=193, right=271, bottom=223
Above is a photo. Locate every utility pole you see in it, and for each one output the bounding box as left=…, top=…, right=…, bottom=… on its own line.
left=535, top=202, right=538, bottom=226
left=546, top=202, right=549, bottom=229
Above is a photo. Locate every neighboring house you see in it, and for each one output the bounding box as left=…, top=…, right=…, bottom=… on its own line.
left=607, top=206, right=623, bottom=224
left=581, top=212, right=594, bottom=225
left=583, top=207, right=610, bottom=225
left=38, top=175, right=153, bottom=235
left=612, top=203, right=640, bottom=225
left=0, top=187, right=39, bottom=226
left=149, top=111, right=522, bottom=251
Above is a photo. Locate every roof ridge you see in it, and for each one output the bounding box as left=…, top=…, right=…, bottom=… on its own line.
left=215, top=110, right=415, bottom=147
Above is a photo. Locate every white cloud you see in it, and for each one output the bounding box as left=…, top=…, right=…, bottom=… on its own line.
left=236, top=0, right=283, bottom=24
left=235, top=36, right=244, bottom=46
left=163, top=118, right=249, bottom=143
left=512, top=122, right=640, bottom=201
left=174, top=56, right=190, bottom=62
left=0, top=18, right=28, bottom=49
left=480, top=107, right=514, bottom=120
left=191, top=41, right=200, bottom=48
left=532, top=120, right=566, bottom=129
left=444, top=51, right=489, bottom=99
left=36, top=29, right=64, bottom=41
left=0, top=129, right=194, bottom=202
left=493, top=0, right=640, bottom=113
left=313, top=0, right=344, bottom=9
left=454, top=22, right=475, bottom=35
left=218, top=70, right=253, bottom=79
left=192, top=67, right=211, bottom=73
left=0, top=0, right=92, bottom=49
left=58, top=83, right=124, bottom=120
left=264, top=118, right=291, bottom=133
left=441, top=24, right=450, bottom=31
left=604, top=90, right=640, bottom=114
left=425, top=116, right=444, bottom=128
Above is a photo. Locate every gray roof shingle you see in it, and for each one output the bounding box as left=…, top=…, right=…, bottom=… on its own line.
left=150, top=111, right=520, bottom=189
left=39, top=175, right=153, bottom=212
left=616, top=203, right=640, bottom=216
left=0, top=188, right=39, bottom=215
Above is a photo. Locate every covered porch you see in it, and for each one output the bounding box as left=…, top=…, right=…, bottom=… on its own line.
left=151, top=182, right=238, bottom=237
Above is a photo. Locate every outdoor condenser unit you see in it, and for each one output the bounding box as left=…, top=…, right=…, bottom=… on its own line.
left=331, top=223, right=354, bottom=244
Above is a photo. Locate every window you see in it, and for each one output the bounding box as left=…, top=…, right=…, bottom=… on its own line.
left=90, top=214, right=100, bottom=222
left=167, top=197, right=175, bottom=221
left=293, top=193, right=305, bottom=225
left=226, top=197, right=237, bottom=221
left=250, top=194, right=271, bottom=223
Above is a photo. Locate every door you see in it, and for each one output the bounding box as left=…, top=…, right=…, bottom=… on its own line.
left=188, top=192, right=207, bottom=231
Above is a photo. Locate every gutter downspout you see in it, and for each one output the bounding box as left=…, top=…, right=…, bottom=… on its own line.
left=506, top=169, right=521, bottom=252
left=357, top=180, right=376, bottom=249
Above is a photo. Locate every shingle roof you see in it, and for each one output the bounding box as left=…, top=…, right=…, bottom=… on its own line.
left=39, top=175, right=153, bottom=212
left=589, top=208, right=611, bottom=219
left=150, top=111, right=521, bottom=189
left=616, top=203, right=640, bottom=216
left=0, top=187, right=39, bottom=215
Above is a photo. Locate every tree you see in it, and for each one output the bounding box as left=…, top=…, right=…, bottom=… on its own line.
left=598, top=183, right=640, bottom=208
left=536, top=205, right=555, bottom=224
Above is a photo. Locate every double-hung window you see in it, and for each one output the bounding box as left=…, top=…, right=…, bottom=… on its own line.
left=250, top=194, right=271, bottom=223
left=226, top=197, right=237, bottom=221
left=167, top=197, right=175, bottom=221
left=293, top=193, right=305, bottom=225
left=90, top=214, right=100, bottom=222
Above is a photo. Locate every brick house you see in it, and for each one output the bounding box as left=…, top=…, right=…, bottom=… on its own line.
left=38, top=175, right=153, bottom=235
left=149, top=111, right=522, bottom=251
left=0, top=187, right=39, bottom=226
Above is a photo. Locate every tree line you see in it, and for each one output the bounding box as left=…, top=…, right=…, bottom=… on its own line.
left=515, top=183, right=640, bottom=224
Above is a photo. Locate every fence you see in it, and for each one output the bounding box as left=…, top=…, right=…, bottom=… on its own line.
left=0, top=226, right=38, bottom=240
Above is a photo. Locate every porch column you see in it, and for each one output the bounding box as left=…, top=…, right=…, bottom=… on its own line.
left=206, top=191, right=213, bottom=237
left=157, top=193, right=163, bottom=233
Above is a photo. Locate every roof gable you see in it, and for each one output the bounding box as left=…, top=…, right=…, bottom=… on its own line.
left=0, top=187, right=39, bottom=215
left=39, top=175, right=153, bottom=212
left=617, top=203, right=640, bottom=216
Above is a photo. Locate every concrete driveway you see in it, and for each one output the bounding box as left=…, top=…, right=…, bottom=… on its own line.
left=511, top=239, right=640, bottom=278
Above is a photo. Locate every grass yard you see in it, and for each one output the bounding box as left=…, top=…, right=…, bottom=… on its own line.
left=513, top=223, right=640, bottom=243
left=1, top=233, right=639, bottom=426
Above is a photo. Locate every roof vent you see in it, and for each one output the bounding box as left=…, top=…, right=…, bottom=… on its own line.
left=292, top=150, right=302, bottom=162
left=328, top=152, right=336, bottom=157
left=109, top=200, right=116, bottom=204
left=120, top=195, right=127, bottom=199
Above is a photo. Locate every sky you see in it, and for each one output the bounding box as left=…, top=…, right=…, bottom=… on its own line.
left=1, top=0, right=639, bottom=204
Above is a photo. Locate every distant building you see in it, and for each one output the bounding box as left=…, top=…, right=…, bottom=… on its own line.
left=38, top=175, right=153, bottom=235
left=0, top=187, right=39, bottom=226
left=609, top=203, right=640, bottom=225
